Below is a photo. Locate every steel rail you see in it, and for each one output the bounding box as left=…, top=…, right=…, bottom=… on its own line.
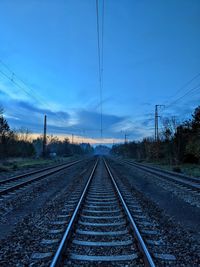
left=133, top=162, right=200, bottom=183
left=103, top=158, right=156, bottom=267
left=50, top=159, right=98, bottom=267
left=0, top=159, right=82, bottom=186
left=0, top=159, right=83, bottom=196
left=120, top=159, right=200, bottom=191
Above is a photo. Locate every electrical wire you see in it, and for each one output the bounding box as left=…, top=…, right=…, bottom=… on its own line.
left=162, top=71, right=200, bottom=110
left=101, top=0, right=105, bottom=85
left=101, top=0, right=105, bottom=139
left=166, top=71, right=200, bottom=101
left=96, top=0, right=101, bottom=83
left=0, top=61, right=100, bottom=135
left=0, top=61, right=64, bottom=119
left=165, top=83, right=200, bottom=109
left=95, top=0, right=104, bottom=140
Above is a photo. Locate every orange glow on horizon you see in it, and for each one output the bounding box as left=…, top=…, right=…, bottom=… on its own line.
left=29, top=133, right=124, bottom=145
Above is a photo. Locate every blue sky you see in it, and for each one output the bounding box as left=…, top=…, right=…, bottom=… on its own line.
left=0, top=0, right=200, bottom=144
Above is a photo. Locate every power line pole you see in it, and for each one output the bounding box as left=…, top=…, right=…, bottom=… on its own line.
left=124, top=133, right=130, bottom=144
left=42, top=114, right=47, bottom=157
left=155, top=105, right=164, bottom=142
left=71, top=134, right=74, bottom=144
left=125, top=134, right=127, bottom=144
left=155, top=105, right=158, bottom=142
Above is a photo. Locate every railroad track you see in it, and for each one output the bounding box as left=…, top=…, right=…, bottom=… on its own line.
left=0, top=159, right=83, bottom=196
left=50, top=158, right=156, bottom=267
left=118, top=159, right=200, bottom=192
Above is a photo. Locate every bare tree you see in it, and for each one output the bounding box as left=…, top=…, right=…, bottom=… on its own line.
left=15, top=127, right=32, bottom=142
left=162, top=116, right=179, bottom=140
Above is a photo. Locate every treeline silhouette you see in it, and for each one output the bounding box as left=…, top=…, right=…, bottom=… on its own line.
left=111, top=106, right=200, bottom=165
left=0, top=108, right=93, bottom=158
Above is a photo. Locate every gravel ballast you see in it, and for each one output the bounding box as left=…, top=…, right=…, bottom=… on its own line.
left=108, top=158, right=200, bottom=266
left=0, top=158, right=95, bottom=266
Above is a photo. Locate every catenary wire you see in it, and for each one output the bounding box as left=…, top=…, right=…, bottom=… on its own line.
left=96, top=0, right=104, bottom=140
left=0, top=63, right=100, bottom=134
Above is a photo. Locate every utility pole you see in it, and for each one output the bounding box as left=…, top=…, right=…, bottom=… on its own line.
left=155, top=105, right=158, bottom=142
left=155, top=105, right=165, bottom=142
left=42, top=114, right=47, bottom=157
left=125, top=134, right=127, bottom=144
left=154, top=105, right=164, bottom=160
left=124, top=133, right=130, bottom=144
left=81, top=130, right=84, bottom=144
left=71, top=134, right=74, bottom=144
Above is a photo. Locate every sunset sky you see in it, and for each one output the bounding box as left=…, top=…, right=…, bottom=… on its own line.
left=0, top=0, right=200, bottom=144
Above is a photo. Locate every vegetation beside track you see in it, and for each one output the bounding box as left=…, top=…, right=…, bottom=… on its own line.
left=116, top=156, right=200, bottom=178
left=0, top=156, right=79, bottom=173
left=111, top=105, right=200, bottom=178
left=0, top=107, right=93, bottom=167
left=139, top=161, right=200, bottom=178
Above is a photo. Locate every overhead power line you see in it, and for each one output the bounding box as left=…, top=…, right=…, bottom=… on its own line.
left=0, top=68, right=72, bottom=129
left=158, top=76, right=200, bottom=129
left=167, top=71, right=200, bottom=101
left=0, top=61, right=62, bottom=113
left=0, top=69, right=37, bottom=103
left=165, top=83, right=200, bottom=109
left=101, top=0, right=105, bottom=84
left=0, top=60, right=63, bottom=117
left=96, top=0, right=101, bottom=83
left=96, top=0, right=104, bottom=140
left=162, top=71, right=200, bottom=109
left=0, top=60, right=100, bottom=134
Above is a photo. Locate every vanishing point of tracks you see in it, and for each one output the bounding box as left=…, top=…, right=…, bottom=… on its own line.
left=0, top=159, right=82, bottom=196
left=50, top=158, right=155, bottom=267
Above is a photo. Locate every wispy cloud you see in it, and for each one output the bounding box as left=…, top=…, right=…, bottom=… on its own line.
left=0, top=93, right=129, bottom=140
left=76, top=109, right=127, bottom=131
left=1, top=80, right=199, bottom=143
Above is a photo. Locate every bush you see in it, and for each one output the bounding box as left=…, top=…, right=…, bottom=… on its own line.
left=12, top=163, right=18, bottom=170
left=172, top=166, right=182, bottom=173
left=0, top=164, right=9, bottom=172
left=183, top=153, right=198, bottom=164
left=136, top=159, right=144, bottom=163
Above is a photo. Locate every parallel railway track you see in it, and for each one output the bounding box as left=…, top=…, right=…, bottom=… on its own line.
left=0, top=159, right=83, bottom=196
left=50, top=158, right=156, bottom=267
left=118, top=159, right=200, bottom=192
